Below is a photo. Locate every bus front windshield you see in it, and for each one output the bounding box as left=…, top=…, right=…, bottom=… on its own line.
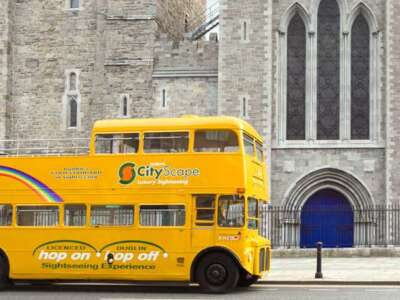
left=218, top=195, right=244, bottom=227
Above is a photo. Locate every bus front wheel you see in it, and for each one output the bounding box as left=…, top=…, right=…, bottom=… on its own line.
left=196, top=253, right=239, bottom=293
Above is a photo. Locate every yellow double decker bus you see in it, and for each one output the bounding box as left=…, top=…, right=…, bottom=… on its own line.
left=0, top=116, right=270, bottom=293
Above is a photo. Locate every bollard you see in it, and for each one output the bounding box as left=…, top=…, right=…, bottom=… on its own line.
left=315, top=241, right=323, bottom=279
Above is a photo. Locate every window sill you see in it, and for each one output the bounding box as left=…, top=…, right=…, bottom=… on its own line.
left=64, top=8, right=83, bottom=12
left=272, top=141, right=385, bottom=150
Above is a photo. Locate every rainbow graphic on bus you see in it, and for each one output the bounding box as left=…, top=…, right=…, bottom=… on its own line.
left=0, top=166, right=63, bottom=203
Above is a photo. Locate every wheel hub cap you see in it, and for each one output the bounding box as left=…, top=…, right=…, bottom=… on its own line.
left=206, top=264, right=227, bottom=285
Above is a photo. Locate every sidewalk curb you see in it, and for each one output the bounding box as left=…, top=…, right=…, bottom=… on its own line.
left=257, top=281, right=400, bottom=286
left=272, top=248, right=400, bottom=258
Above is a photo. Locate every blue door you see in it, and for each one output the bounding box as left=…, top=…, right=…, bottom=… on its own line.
left=300, top=189, right=354, bottom=248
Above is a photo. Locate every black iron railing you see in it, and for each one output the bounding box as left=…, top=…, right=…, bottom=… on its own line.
left=259, top=205, right=400, bottom=248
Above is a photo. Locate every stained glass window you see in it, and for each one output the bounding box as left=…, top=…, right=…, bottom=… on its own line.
left=317, top=0, right=340, bottom=140
left=351, top=14, right=370, bottom=140
left=287, top=14, right=306, bottom=140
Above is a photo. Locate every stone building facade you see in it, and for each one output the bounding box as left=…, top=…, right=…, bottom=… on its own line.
left=0, top=0, right=399, bottom=247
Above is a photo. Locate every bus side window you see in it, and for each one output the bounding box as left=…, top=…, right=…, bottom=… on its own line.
left=243, top=133, right=255, bottom=156
left=95, top=133, right=139, bottom=154
left=256, top=141, right=264, bottom=161
left=0, top=205, right=12, bottom=226
left=95, top=134, right=113, bottom=153
left=91, top=205, right=134, bottom=226
left=247, top=197, right=258, bottom=230
left=140, top=205, right=185, bottom=227
left=195, top=195, right=215, bottom=226
left=17, top=206, right=59, bottom=227
left=65, top=204, right=86, bottom=226
left=144, top=132, right=189, bottom=153
left=194, top=130, right=239, bottom=153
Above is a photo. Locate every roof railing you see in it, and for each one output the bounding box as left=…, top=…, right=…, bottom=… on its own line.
left=0, top=138, right=90, bottom=157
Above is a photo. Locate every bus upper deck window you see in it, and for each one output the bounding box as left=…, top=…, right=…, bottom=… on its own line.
left=194, top=130, right=239, bottom=153
left=144, top=132, right=189, bottom=153
left=256, top=141, right=264, bottom=161
left=243, top=133, right=254, bottom=156
left=95, top=133, right=139, bottom=154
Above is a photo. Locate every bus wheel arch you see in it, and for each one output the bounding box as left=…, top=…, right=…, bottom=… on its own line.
left=191, top=247, right=241, bottom=282
left=192, top=248, right=240, bottom=293
left=191, top=247, right=243, bottom=293
left=0, top=248, right=11, bottom=290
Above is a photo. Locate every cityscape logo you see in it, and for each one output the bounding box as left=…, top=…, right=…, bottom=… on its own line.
left=118, top=162, right=200, bottom=185
left=118, top=162, right=137, bottom=184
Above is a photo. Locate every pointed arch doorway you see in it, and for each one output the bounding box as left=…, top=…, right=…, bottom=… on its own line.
left=300, top=189, right=354, bottom=248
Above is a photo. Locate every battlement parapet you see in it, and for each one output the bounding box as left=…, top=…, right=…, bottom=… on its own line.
left=154, top=34, right=219, bottom=71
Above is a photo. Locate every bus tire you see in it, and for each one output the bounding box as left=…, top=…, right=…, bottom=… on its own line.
left=237, top=273, right=259, bottom=287
left=196, top=253, right=239, bottom=294
left=0, top=256, right=10, bottom=290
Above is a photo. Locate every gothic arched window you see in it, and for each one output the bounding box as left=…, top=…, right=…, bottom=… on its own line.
left=317, top=0, right=340, bottom=140
left=351, top=14, right=370, bottom=140
left=286, top=13, right=306, bottom=140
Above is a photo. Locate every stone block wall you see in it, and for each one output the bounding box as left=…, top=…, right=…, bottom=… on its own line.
left=152, top=36, right=219, bottom=117
left=154, top=35, right=218, bottom=70
left=386, top=0, right=400, bottom=204
left=8, top=0, right=101, bottom=139
left=218, top=0, right=272, bottom=138
left=105, top=0, right=156, bottom=16
left=0, top=0, right=395, bottom=210
left=267, top=0, right=388, bottom=206
left=5, top=0, right=157, bottom=140
left=94, top=0, right=157, bottom=123
left=271, top=148, right=386, bottom=206
left=0, top=0, right=12, bottom=141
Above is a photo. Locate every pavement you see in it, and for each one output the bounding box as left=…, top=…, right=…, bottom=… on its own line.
left=261, top=257, right=400, bottom=284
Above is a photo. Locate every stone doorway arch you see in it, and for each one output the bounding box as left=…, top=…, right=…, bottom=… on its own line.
left=281, top=168, right=374, bottom=248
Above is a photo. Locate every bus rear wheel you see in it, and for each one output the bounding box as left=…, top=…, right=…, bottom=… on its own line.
left=0, top=257, right=10, bottom=290
left=237, top=273, right=259, bottom=287
left=196, top=253, right=239, bottom=293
